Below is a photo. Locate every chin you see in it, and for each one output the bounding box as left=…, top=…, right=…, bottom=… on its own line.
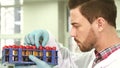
left=79, top=46, right=93, bottom=52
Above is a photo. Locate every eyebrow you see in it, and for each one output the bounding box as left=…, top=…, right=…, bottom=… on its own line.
left=71, top=22, right=78, bottom=25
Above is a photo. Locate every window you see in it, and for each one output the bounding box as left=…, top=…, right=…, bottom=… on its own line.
left=0, top=0, right=23, bottom=58
left=0, top=1, right=23, bottom=34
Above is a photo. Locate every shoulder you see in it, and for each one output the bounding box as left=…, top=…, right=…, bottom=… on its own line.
left=95, top=49, right=120, bottom=68
left=106, top=59, right=120, bottom=68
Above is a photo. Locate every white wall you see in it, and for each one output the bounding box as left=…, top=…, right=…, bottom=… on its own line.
left=58, top=1, right=67, bottom=46
left=23, top=1, right=68, bottom=45
left=23, top=1, right=59, bottom=40
left=115, top=0, right=120, bottom=37
left=115, top=0, right=120, bottom=30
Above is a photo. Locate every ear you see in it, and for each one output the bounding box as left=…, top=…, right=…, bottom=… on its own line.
left=96, top=17, right=106, bottom=32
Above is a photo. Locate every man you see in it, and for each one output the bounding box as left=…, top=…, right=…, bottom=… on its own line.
left=23, top=0, right=120, bottom=68
left=69, top=0, right=120, bottom=67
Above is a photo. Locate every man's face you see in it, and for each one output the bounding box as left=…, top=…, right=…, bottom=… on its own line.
left=70, top=7, right=97, bottom=52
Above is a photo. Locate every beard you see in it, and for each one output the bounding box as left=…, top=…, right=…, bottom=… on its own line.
left=74, top=28, right=96, bottom=52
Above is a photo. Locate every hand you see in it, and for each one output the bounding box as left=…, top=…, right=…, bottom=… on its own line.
left=29, top=55, right=52, bottom=68
left=24, top=30, right=49, bottom=48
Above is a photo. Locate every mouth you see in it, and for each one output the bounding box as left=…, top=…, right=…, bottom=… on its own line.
left=74, top=38, right=79, bottom=43
left=74, top=38, right=80, bottom=45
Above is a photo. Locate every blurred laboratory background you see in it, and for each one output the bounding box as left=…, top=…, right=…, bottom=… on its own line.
left=0, top=0, right=120, bottom=60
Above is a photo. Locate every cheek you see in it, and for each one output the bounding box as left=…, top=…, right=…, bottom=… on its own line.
left=91, top=24, right=99, bottom=38
left=84, top=28, right=97, bottom=47
left=70, top=27, right=77, bottom=37
left=76, top=26, right=91, bottom=42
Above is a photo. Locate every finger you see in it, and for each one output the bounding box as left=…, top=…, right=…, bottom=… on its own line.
left=29, top=55, right=41, bottom=63
left=24, top=34, right=31, bottom=45
left=24, top=36, right=27, bottom=45
left=29, top=55, right=51, bottom=68
left=42, top=31, right=49, bottom=46
left=35, top=31, right=42, bottom=48
left=29, top=34, right=35, bottom=45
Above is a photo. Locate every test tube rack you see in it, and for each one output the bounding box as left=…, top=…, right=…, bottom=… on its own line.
left=2, top=45, right=58, bottom=65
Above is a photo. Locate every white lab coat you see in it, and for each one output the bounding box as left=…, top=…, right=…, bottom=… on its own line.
left=47, top=34, right=120, bottom=68
left=88, top=49, right=120, bottom=68
left=53, top=43, right=94, bottom=68
left=46, top=34, right=95, bottom=68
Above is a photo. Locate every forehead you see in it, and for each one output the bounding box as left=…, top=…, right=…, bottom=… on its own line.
left=70, top=7, right=86, bottom=23
left=70, top=7, right=80, bottom=20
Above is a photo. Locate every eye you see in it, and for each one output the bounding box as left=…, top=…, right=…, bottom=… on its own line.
left=74, top=25, right=80, bottom=28
left=71, top=22, right=81, bottom=29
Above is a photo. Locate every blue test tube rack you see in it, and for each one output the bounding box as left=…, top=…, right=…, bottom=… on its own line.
left=2, top=45, right=58, bottom=65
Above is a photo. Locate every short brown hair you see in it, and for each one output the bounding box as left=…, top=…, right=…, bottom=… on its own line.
left=68, top=0, right=117, bottom=28
left=68, top=0, right=90, bottom=9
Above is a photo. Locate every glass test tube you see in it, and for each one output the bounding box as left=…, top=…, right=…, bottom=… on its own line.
left=13, top=50, right=18, bottom=55
left=39, top=51, right=43, bottom=56
left=33, top=51, right=38, bottom=56
left=46, top=51, right=51, bottom=57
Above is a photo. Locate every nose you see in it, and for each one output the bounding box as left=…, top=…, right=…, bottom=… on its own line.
left=70, top=28, right=76, bottom=37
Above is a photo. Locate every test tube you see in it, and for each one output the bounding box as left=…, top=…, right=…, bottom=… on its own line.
left=29, top=51, right=33, bottom=55
left=13, top=50, right=18, bottom=55
left=5, top=56, right=9, bottom=62
left=22, top=46, right=29, bottom=62
left=22, top=56, right=27, bottom=62
left=12, top=45, right=18, bottom=61
left=52, top=47, right=57, bottom=56
left=46, top=57, right=51, bottom=62
left=14, top=56, right=18, bottom=61
left=24, top=56, right=29, bottom=62
left=25, top=46, right=31, bottom=56
left=45, top=46, right=51, bottom=57
left=39, top=51, right=43, bottom=57
left=32, top=46, right=38, bottom=56
left=39, top=57, right=43, bottom=60
left=33, top=51, right=38, bottom=56
left=26, top=50, right=29, bottom=56
left=20, top=46, right=26, bottom=56
left=46, top=51, right=51, bottom=57
left=12, top=45, right=18, bottom=56
left=5, top=49, right=9, bottom=55
left=22, top=50, right=26, bottom=56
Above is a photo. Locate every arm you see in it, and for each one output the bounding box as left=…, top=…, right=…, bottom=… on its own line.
left=24, top=29, right=94, bottom=68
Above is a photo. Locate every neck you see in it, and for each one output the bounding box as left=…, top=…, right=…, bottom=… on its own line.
left=95, top=27, right=120, bottom=52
